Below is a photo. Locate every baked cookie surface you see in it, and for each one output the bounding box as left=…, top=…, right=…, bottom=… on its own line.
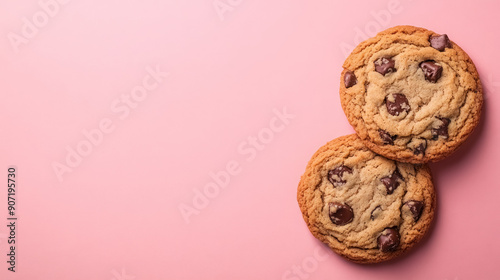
left=340, top=25, right=482, bottom=163
left=297, top=135, right=435, bottom=263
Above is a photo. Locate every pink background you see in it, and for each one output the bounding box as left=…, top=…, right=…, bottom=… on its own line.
left=1, top=0, right=499, bottom=279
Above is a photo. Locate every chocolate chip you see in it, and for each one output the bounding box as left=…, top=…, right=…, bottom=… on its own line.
left=329, top=202, right=354, bottom=226
left=344, top=71, right=357, bottom=88
left=379, top=129, right=397, bottom=145
left=328, top=166, right=353, bottom=187
left=431, top=117, right=451, bottom=140
left=404, top=200, right=424, bottom=222
left=430, top=34, right=452, bottom=51
left=420, top=61, right=443, bottom=83
left=413, top=140, right=427, bottom=156
left=374, top=57, right=396, bottom=76
left=377, top=227, right=400, bottom=252
left=370, top=206, right=382, bottom=220
left=385, top=93, right=410, bottom=116
left=380, top=169, right=403, bottom=195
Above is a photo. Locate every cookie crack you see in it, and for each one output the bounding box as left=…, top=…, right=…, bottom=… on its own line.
left=315, top=231, right=376, bottom=251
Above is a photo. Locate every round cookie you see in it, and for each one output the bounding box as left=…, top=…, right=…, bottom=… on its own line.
left=297, top=134, right=435, bottom=264
left=340, top=25, right=483, bottom=163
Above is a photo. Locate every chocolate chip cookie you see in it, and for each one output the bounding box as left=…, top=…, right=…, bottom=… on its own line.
left=297, top=134, right=435, bottom=263
left=340, top=25, right=483, bottom=163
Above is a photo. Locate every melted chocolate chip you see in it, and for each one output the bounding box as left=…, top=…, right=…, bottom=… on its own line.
left=404, top=200, right=424, bottom=222
left=430, top=34, right=452, bottom=51
left=329, top=202, right=354, bottom=226
left=413, top=140, right=427, bottom=156
left=328, top=166, right=353, bottom=187
left=431, top=117, right=451, bottom=140
left=378, top=129, right=397, bottom=145
left=380, top=169, right=403, bottom=195
left=385, top=93, right=410, bottom=116
left=378, top=227, right=400, bottom=252
left=370, top=206, right=382, bottom=220
left=374, top=57, right=396, bottom=76
left=344, top=71, right=357, bottom=88
left=420, top=61, right=443, bottom=83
